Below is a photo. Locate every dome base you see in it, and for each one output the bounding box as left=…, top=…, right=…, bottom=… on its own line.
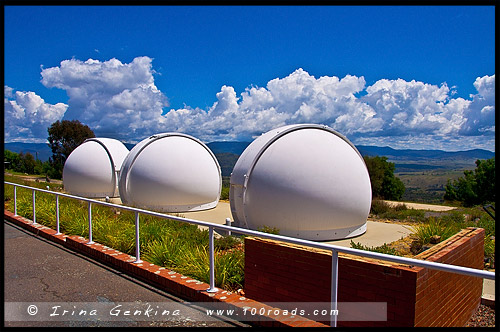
left=131, top=200, right=219, bottom=213
left=272, top=223, right=367, bottom=241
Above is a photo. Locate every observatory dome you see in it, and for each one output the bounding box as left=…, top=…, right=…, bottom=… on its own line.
left=118, top=133, right=221, bottom=212
left=63, top=138, right=130, bottom=198
left=229, top=124, right=372, bottom=241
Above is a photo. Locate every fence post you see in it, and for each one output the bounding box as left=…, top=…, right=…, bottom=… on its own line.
left=225, top=218, right=232, bottom=236
left=331, top=249, right=339, bottom=327
left=207, top=226, right=218, bottom=293
left=32, top=189, right=36, bottom=224
left=14, top=185, right=17, bottom=216
left=87, top=201, right=93, bottom=244
left=134, top=211, right=142, bottom=263
left=55, top=194, right=61, bottom=235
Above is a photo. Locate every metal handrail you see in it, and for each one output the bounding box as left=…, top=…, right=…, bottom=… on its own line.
left=4, top=181, right=495, bottom=327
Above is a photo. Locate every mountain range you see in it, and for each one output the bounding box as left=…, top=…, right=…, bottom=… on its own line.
left=206, top=142, right=495, bottom=161
left=4, top=141, right=495, bottom=176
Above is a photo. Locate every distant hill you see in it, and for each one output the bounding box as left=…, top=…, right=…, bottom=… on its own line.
left=5, top=141, right=494, bottom=174
left=356, top=145, right=495, bottom=160
left=4, top=142, right=53, bottom=161
left=206, top=141, right=251, bottom=155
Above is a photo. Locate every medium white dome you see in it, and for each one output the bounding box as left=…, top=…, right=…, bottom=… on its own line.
left=118, top=133, right=221, bottom=212
left=63, top=138, right=129, bottom=198
left=229, top=124, right=371, bottom=241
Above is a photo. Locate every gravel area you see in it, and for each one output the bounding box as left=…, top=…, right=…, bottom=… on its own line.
left=466, top=304, right=495, bottom=327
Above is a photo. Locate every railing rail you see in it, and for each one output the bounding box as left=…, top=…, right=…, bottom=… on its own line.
left=4, top=181, right=495, bottom=327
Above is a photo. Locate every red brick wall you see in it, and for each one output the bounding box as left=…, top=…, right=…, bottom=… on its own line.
left=244, top=227, right=484, bottom=327
left=413, top=228, right=485, bottom=327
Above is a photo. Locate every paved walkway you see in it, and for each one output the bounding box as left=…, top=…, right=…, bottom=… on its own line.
left=4, top=221, right=248, bottom=328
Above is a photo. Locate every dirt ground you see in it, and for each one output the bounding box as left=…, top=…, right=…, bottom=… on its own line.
left=383, top=200, right=457, bottom=212
left=4, top=172, right=63, bottom=185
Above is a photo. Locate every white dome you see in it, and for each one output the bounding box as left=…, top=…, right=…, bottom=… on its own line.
left=229, top=124, right=371, bottom=241
left=63, top=138, right=130, bottom=198
left=119, top=133, right=221, bottom=212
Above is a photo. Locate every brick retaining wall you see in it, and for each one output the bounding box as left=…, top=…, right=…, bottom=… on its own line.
left=244, top=227, right=485, bottom=327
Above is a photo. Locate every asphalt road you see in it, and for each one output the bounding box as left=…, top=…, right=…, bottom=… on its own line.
left=4, top=220, right=248, bottom=328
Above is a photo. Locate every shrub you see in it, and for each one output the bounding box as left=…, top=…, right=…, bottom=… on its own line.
left=350, top=241, right=401, bottom=256
left=370, top=199, right=391, bottom=215
left=411, top=217, right=459, bottom=244
left=257, top=225, right=280, bottom=235
left=215, top=235, right=242, bottom=251
left=371, top=199, right=425, bottom=222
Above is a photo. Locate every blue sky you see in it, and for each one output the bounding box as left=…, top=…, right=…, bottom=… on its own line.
left=4, top=5, right=496, bottom=152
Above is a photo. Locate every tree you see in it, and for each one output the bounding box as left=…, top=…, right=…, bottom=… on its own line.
left=47, top=120, right=95, bottom=179
left=444, top=158, right=495, bottom=207
left=4, top=150, right=43, bottom=175
left=22, top=152, right=36, bottom=174
left=4, top=150, right=22, bottom=172
left=363, top=155, right=405, bottom=200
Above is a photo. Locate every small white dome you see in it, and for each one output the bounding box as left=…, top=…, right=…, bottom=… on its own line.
left=63, top=138, right=129, bottom=198
left=229, top=124, right=371, bottom=241
left=119, top=133, right=221, bottom=212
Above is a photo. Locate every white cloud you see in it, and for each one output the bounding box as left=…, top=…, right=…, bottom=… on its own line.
left=459, top=74, right=495, bottom=136
left=40, top=56, right=168, bottom=140
left=160, top=70, right=494, bottom=150
left=7, top=56, right=495, bottom=151
left=4, top=86, right=67, bottom=142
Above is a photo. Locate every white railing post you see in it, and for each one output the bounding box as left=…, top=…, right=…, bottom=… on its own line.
left=207, top=226, right=218, bottom=293
left=331, top=249, right=339, bottom=327
left=55, top=194, right=61, bottom=235
left=87, top=201, right=93, bottom=244
left=134, top=211, right=142, bottom=263
left=32, top=189, right=36, bottom=224
left=13, top=185, right=17, bottom=216
left=225, top=218, right=232, bottom=236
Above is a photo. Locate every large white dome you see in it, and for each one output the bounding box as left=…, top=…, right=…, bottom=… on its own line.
left=119, top=133, right=221, bottom=212
left=229, top=124, right=372, bottom=241
left=63, top=138, right=130, bottom=198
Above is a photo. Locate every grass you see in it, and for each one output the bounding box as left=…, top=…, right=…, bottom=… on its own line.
left=4, top=178, right=244, bottom=291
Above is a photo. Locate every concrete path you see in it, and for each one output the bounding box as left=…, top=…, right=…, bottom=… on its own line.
left=4, top=221, right=247, bottom=328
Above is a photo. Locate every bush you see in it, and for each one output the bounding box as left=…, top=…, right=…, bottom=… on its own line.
left=371, top=199, right=425, bottom=222
left=350, top=240, right=401, bottom=256
left=370, top=199, right=391, bottom=215
left=411, top=217, right=458, bottom=244
left=257, top=225, right=280, bottom=235
left=215, top=235, right=242, bottom=251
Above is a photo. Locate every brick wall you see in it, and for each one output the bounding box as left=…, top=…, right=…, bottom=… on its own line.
left=244, top=227, right=485, bottom=327
left=413, top=228, right=485, bottom=327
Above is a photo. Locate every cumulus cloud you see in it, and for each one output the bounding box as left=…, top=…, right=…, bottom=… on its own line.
left=4, top=86, right=67, bottom=142
left=459, top=75, right=495, bottom=136
left=41, top=56, right=169, bottom=140
left=161, top=69, right=380, bottom=141
left=7, top=56, right=495, bottom=151
left=160, top=69, right=494, bottom=150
